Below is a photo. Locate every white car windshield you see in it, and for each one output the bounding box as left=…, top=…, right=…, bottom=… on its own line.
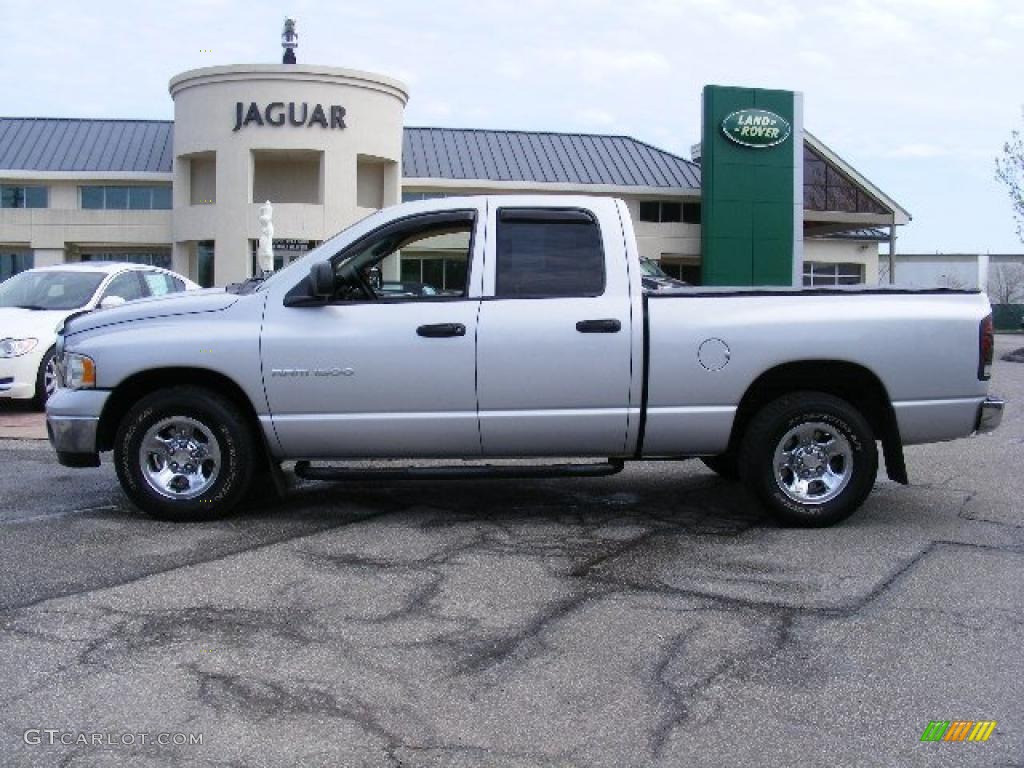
left=0, top=270, right=106, bottom=310
left=640, top=259, right=668, bottom=278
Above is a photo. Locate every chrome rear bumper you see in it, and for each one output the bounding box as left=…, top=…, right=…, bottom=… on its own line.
left=975, top=396, right=1005, bottom=435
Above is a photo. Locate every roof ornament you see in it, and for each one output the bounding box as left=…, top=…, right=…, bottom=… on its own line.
left=281, top=18, right=298, bottom=64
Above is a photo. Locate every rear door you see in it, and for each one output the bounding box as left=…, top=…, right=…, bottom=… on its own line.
left=476, top=198, right=635, bottom=456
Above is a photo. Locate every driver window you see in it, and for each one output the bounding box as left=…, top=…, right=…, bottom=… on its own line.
left=101, top=272, right=146, bottom=302
left=333, top=213, right=474, bottom=301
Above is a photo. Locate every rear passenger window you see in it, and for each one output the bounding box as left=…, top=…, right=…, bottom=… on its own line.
left=142, top=272, right=184, bottom=296
left=495, top=209, right=605, bottom=298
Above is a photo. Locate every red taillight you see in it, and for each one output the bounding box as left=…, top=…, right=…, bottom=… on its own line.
left=979, top=314, right=994, bottom=380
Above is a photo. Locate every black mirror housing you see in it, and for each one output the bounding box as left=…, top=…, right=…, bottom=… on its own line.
left=310, top=262, right=335, bottom=298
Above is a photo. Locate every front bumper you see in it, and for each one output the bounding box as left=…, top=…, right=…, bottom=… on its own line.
left=45, top=388, right=111, bottom=466
left=0, top=353, right=43, bottom=399
left=975, top=396, right=1005, bottom=435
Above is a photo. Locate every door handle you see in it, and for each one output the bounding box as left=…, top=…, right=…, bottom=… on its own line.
left=576, top=319, right=621, bottom=333
left=417, top=323, right=466, bottom=338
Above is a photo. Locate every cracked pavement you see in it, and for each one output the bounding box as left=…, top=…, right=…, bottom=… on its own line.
left=0, top=336, right=1021, bottom=767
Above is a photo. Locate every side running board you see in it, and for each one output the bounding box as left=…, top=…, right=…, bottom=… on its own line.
left=293, top=459, right=625, bottom=482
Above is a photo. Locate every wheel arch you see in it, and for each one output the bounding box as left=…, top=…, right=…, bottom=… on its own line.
left=97, top=367, right=267, bottom=455
left=728, top=360, right=907, bottom=484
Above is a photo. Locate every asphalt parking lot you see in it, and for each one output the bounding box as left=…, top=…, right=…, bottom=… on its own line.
left=1, top=336, right=1022, bottom=767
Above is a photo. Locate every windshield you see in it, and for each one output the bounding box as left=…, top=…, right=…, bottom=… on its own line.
left=640, top=259, right=669, bottom=278
left=0, top=270, right=106, bottom=310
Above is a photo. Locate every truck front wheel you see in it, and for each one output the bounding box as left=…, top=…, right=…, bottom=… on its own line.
left=114, top=386, right=255, bottom=521
left=738, top=391, right=877, bottom=527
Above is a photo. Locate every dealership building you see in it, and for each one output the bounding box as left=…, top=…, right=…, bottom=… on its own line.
left=0, top=61, right=910, bottom=288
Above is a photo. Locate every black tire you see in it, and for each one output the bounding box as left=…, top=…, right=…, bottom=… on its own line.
left=700, top=453, right=740, bottom=481
left=32, top=347, right=57, bottom=410
left=738, top=391, right=877, bottom=527
left=114, top=386, right=255, bottom=522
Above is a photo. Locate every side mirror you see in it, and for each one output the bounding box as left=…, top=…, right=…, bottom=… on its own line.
left=309, top=262, right=335, bottom=299
left=100, top=295, right=126, bottom=309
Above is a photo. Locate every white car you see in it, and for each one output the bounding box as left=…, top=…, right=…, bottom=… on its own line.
left=0, top=262, right=199, bottom=407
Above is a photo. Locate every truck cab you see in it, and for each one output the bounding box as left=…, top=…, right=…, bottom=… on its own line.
left=261, top=196, right=641, bottom=459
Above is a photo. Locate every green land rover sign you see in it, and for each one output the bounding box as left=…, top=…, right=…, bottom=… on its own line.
left=721, top=108, right=791, bottom=148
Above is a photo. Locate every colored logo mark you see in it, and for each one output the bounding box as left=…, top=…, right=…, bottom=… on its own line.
left=720, top=108, right=792, bottom=149
left=920, top=721, right=997, bottom=742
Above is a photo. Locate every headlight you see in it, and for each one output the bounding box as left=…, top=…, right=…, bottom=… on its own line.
left=63, top=353, right=96, bottom=389
left=0, top=337, right=39, bottom=358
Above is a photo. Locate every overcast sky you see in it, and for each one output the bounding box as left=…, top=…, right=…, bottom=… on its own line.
left=3, top=0, right=1022, bottom=253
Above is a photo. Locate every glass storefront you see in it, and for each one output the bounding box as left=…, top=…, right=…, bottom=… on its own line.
left=80, top=251, right=172, bottom=269
left=250, top=239, right=319, bottom=274
left=0, top=251, right=34, bottom=281
left=399, top=255, right=468, bottom=293
left=197, top=241, right=215, bottom=288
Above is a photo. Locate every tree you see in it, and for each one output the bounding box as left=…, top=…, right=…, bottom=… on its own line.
left=987, top=262, right=1024, bottom=305
left=937, top=272, right=969, bottom=290
left=996, top=108, right=1024, bottom=242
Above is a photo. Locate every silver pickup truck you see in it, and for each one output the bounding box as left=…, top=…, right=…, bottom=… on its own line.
left=46, top=195, right=1004, bottom=526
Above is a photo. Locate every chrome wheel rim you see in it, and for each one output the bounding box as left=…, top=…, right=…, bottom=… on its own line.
left=773, top=421, right=853, bottom=505
left=43, top=357, right=58, bottom=398
left=139, top=417, right=222, bottom=500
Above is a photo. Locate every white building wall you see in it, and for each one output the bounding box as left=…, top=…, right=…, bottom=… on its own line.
left=0, top=177, right=173, bottom=255
left=893, top=254, right=981, bottom=289
left=169, top=64, right=408, bottom=284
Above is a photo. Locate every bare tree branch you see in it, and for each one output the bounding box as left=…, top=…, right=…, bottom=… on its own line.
left=987, top=262, right=1024, bottom=304
left=996, top=107, right=1024, bottom=243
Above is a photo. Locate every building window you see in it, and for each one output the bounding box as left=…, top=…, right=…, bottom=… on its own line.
left=1, top=185, right=48, bottom=209
left=495, top=208, right=605, bottom=298
left=802, top=261, right=865, bottom=287
left=638, top=200, right=699, bottom=224
left=80, top=251, right=173, bottom=269
left=80, top=186, right=172, bottom=210
left=658, top=260, right=702, bottom=284
left=197, top=241, right=215, bottom=288
left=803, top=146, right=887, bottom=214
left=399, top=256, right=468, bottom=292
left=0, top=251, right=34, bottom=281
left=401, top=191, right=450, bottom=202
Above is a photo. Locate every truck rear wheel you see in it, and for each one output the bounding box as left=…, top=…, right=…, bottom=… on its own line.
left=114, top=386, right=255, bottom=521
left=738, top=391, right=877, bottom=527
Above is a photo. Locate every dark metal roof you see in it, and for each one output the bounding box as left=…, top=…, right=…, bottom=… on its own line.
left=816, top=227, right=891, bottom=242
left=402, top=127, right=701, bottom=189
left=0, top=118, right=174, bottom=173
left=0, top=118, right=702, bottom=190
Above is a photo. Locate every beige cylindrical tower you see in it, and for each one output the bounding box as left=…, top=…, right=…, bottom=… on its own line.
left=169, top=65, right=408, bottom=285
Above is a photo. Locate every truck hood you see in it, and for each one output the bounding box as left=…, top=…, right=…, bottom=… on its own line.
left=64, top=289, right=239, bottom=337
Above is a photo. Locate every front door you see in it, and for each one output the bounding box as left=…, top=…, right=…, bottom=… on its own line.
left=261, top=207, right=484, bottom=458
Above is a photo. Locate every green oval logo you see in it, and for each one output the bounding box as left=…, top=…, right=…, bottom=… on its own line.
left=721, top=109, right=791, bottom=148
